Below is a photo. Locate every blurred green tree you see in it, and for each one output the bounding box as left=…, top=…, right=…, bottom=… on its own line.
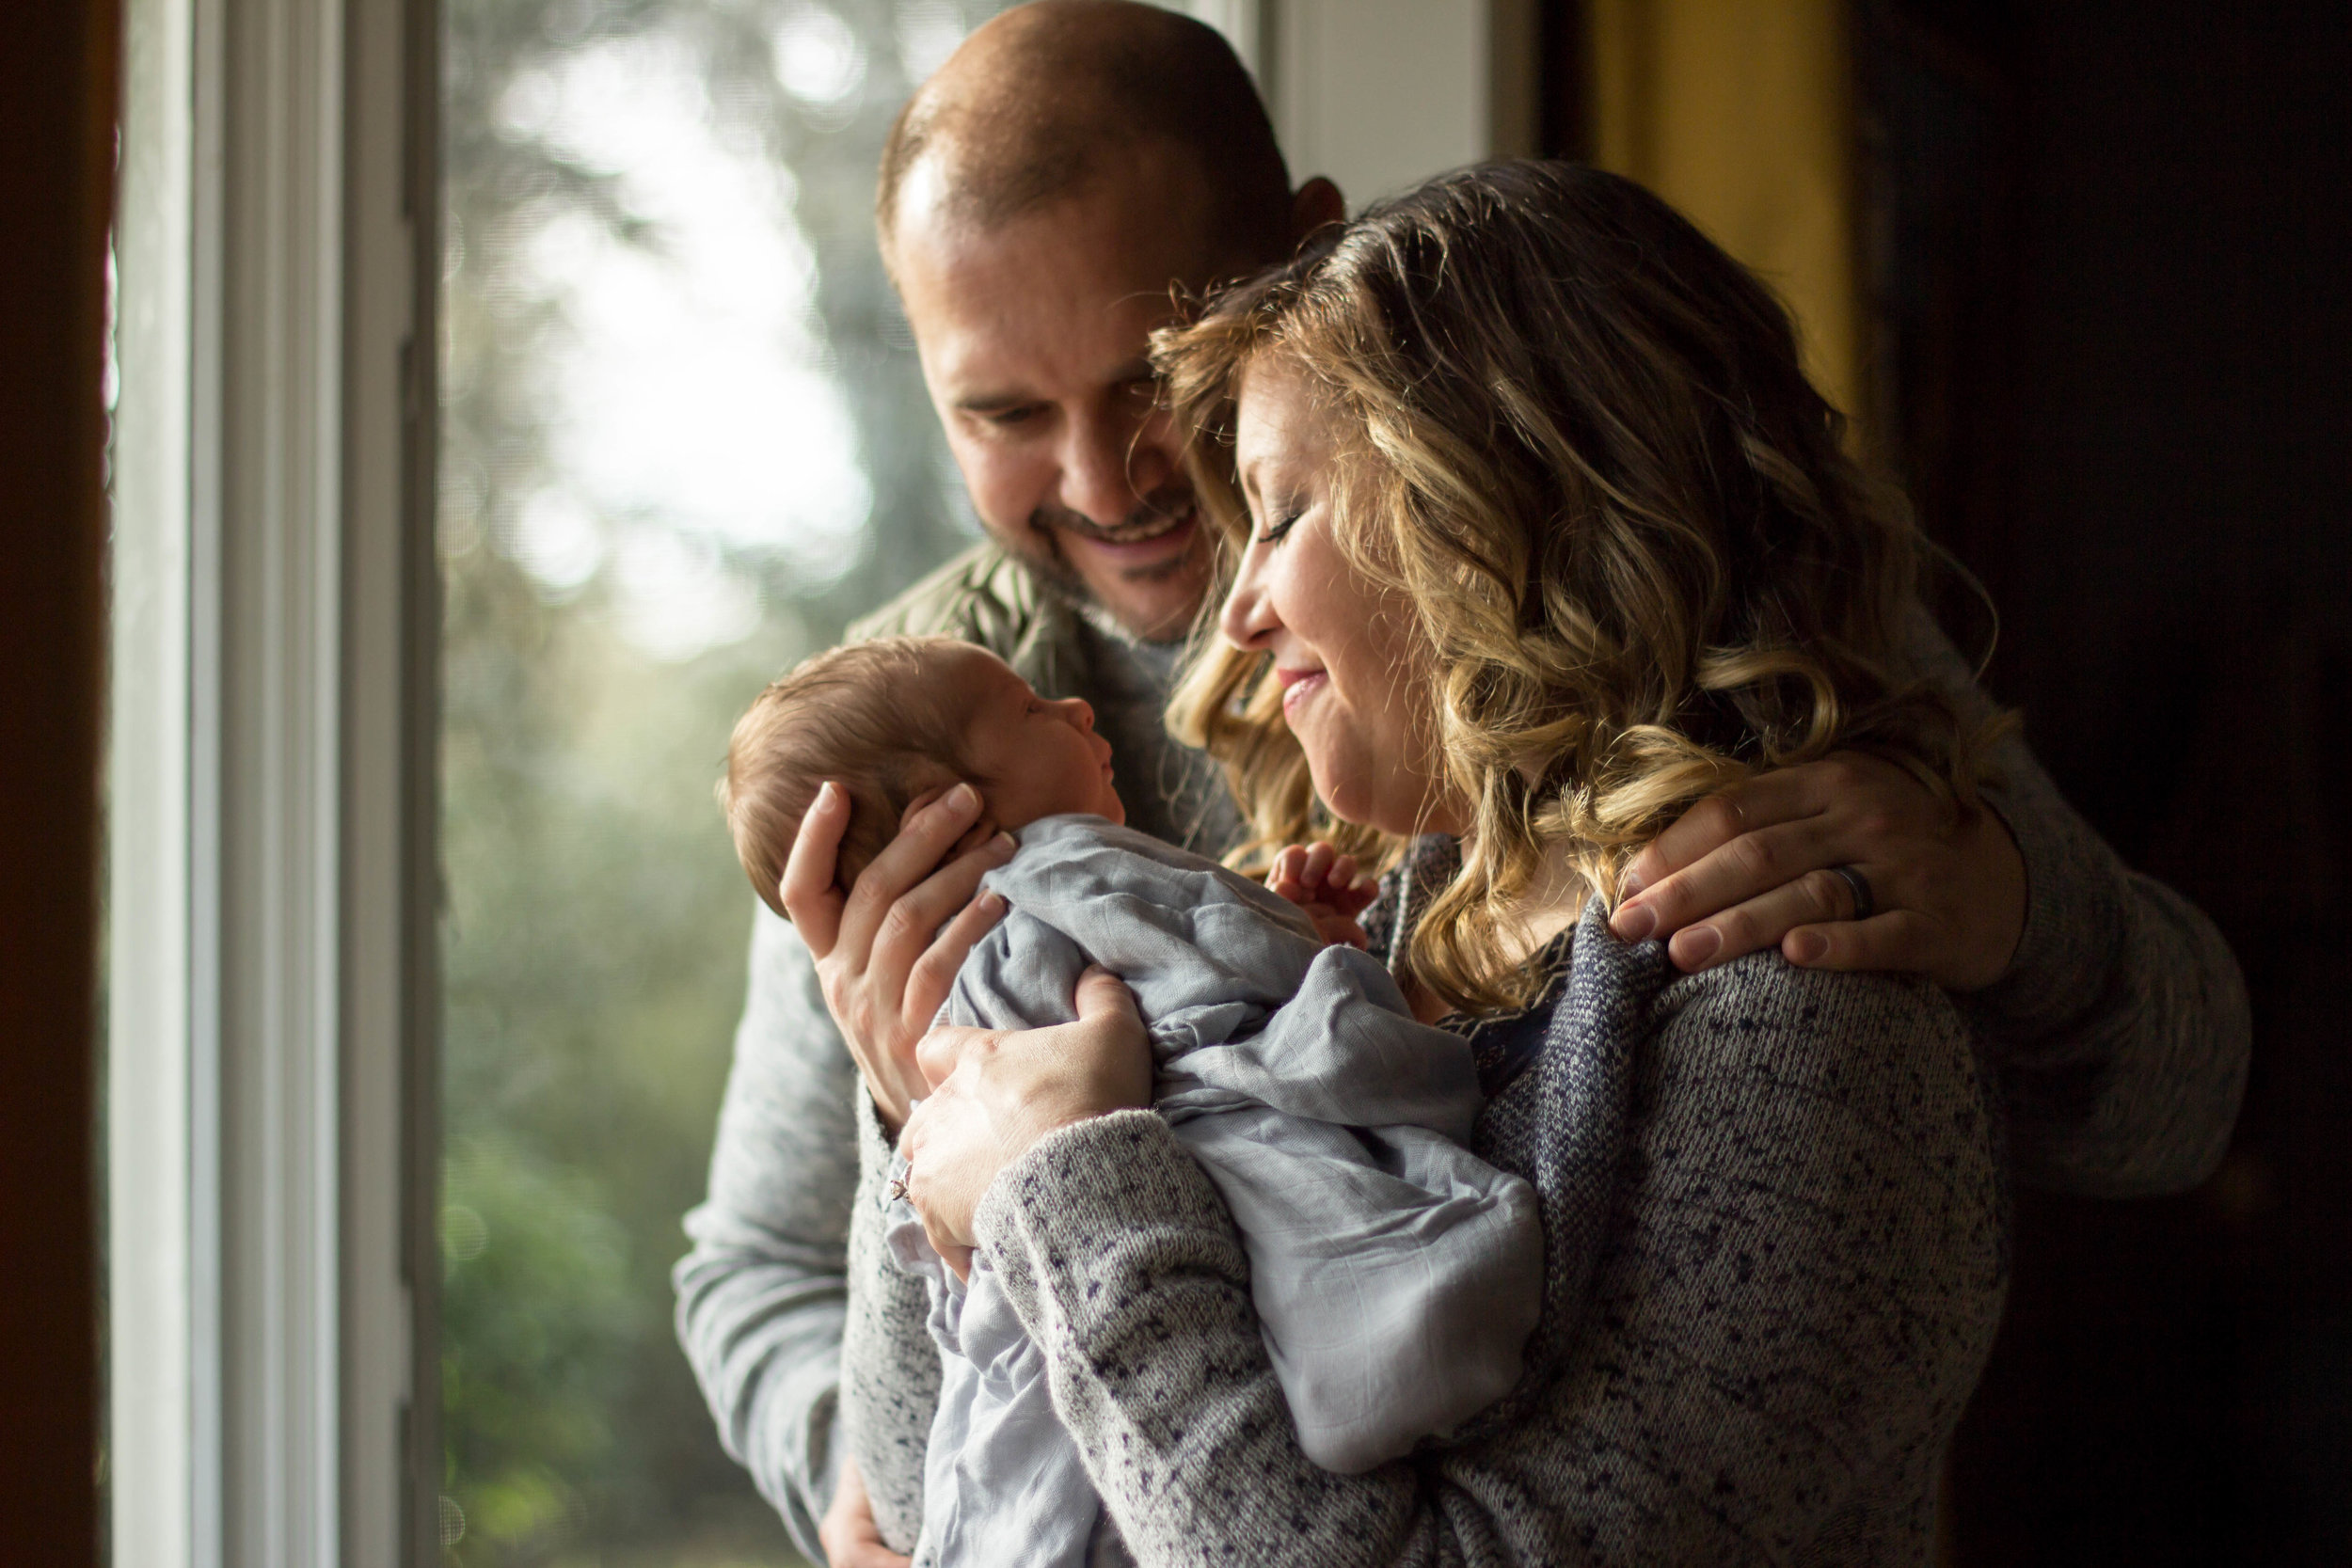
left=438, top=1, right=1011, bottom=1561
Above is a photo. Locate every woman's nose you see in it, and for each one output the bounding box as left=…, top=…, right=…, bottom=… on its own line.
left=1220, top=546, right=1275, bottom=651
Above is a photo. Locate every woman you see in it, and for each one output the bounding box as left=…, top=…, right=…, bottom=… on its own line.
left=889, top=163, right=2007, bottom=1562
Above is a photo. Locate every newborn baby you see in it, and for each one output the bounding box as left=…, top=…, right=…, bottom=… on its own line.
left=723, top=635, right=1542, bottom=1568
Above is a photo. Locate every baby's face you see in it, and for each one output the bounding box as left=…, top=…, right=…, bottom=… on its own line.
left=942, top=644, right=1126, bottom=831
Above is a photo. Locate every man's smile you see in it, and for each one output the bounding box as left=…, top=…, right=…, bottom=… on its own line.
left=1041, top=497, right=1197, bottom=549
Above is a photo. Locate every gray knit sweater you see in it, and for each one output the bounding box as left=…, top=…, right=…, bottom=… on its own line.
left=843, top=892, right=2008, bottom=1563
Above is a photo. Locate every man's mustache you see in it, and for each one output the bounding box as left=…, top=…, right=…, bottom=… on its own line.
left=1031, top=492, right=1196, bottom=546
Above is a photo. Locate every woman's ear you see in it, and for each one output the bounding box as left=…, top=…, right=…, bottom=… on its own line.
left=1291, top=177, right=1345, bottom=243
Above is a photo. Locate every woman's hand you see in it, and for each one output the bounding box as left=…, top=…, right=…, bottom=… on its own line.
left=1606, top=752, right=2028, bottom=990
left=781, top=779, right=1015, bottom=1130
left=899, top=967, right=1151, bottom=1278
left=1265, top=841, right=1376, bottom=949
left=818, top=1456, right=910, bottom=1568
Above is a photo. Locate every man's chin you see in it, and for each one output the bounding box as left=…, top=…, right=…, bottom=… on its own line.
left=1081, top=548, right=1211, bottom=641
left=1017, top=516, right=1210, bottom=641
left=1091, top=575, right=1208, bottom=642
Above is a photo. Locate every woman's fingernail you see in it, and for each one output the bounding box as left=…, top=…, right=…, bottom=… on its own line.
left=991, top=832, right=1016, bottom=854
left=818, top=780, right=842, bottom=808
left=980, top=890, right=1007, bottom=916
left=1673, top=926, right=1722, bottom=968
left=951, top=782, right=980, bottom=810
left=1613, top=903, right=1657, bottom=942
left=1620, top=869, right=1645, bottom=898
left=1789, top=930, right=1828, bottom=964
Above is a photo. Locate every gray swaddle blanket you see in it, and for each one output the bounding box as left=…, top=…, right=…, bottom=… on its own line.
left=883, top=815, right=1543, bottom=1568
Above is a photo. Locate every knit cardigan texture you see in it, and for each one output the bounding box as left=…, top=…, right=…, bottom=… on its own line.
left=842, top=894, right=2009, bottom=1565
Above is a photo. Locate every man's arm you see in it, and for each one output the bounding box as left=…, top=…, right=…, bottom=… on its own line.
left=673, top=904, right=862, bottom=1560
left=1924, top=614, right=2249, bottom=1195
left=1608, top=610, right=2249, bottom=1196
left=1967, top=725, right=2250, bottom=1195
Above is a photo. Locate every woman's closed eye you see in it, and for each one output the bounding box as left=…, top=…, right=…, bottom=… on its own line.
left=1253, top=511, right=1301, bottom=546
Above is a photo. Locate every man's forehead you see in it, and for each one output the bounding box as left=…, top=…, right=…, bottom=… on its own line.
left=899, top=216, right=1194, bottom=396
left=894, top=152, right=1232, bottom=317
left=892, top=128, right=1226, bottom=260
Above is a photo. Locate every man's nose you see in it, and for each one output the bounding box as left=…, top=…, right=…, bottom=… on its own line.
left=1057, top=405, right=1174, bottom=527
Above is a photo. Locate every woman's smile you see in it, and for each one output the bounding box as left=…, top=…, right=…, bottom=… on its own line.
left=1275, top=665, right=1327, bottom=717
left=1219, top=357, right=1449, bottom=836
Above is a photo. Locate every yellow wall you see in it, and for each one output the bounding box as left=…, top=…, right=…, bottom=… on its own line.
left=1585, top=0, right=1863, bottom=427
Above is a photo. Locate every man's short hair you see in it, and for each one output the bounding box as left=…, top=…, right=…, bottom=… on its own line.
left=876, top=0, right=1293, bottom=266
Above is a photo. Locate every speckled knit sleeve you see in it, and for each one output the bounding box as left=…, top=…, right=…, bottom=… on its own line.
left=838, top=1091, right=940, bottom=1555
left=972, top=929, right=2009, bottom=1566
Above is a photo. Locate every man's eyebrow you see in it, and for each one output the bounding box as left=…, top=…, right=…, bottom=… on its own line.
left=953, top=359, right=1159, bottom=413
left=954, top=388, right=1041, bottom=414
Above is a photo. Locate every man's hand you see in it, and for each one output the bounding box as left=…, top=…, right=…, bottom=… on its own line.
left=1265, top=841, right=1375, bottom=948
left=818, top=1456, right=910, bottom=1568
left=1606, top=752, right=2028, bottom=990
left=781, top=780, right=1014, bottom=1129
left=900, top=967, right=1152, bottom=1278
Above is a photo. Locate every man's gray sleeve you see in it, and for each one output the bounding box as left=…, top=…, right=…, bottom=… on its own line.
left=1913, top=615, right=2251, bottom=1196
left=1971, top=728, right=2250, bottom=1196
left=673, top=905, right=861, bottom=1560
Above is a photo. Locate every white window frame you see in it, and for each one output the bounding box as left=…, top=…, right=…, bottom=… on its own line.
left=110, top=0, right=434, bottom=1561
left=105, top=2, right=1518, bottom=1562
left=1167, top=1, right=1539, bottom=210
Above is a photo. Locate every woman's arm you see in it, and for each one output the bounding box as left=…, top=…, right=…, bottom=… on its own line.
left=837, top=1092, right=942, bottom=1554
left=954, top=954, right=2009, bottom=1566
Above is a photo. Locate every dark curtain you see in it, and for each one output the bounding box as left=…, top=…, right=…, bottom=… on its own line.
left=0, top=0, right=117, bottom=1564
left=1856, top=1, right=2352, bottom=1560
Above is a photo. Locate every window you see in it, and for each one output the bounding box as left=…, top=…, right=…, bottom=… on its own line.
left=103, top=2, right=1500, bottom=1561
left=436, top=2, right=1019, bottom=1560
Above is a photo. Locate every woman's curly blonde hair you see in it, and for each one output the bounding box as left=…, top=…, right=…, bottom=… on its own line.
left=1156, top=161, right=2001, bottom=1015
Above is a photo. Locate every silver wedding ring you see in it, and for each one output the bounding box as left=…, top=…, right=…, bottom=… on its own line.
left=1827, top=864, right=1876, bottom=923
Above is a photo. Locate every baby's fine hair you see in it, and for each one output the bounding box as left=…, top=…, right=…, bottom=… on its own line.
left=722, top=636, right=979, bottom=917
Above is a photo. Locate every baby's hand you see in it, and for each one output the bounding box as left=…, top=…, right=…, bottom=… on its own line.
left=1265, top=842, right=1376, bottom=950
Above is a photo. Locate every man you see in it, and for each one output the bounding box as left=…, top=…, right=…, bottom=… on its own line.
left=674, top=6, right=2249, bottom=1564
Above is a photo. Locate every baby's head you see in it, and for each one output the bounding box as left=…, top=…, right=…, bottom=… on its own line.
left=723, top=636, right=1124, bottom=916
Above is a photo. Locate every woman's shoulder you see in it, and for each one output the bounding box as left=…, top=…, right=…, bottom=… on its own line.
left=1462, top=943, right=2007, bottom=1561
left=1475, top=914, right=1999, bottom=1232
left=1642, top=947, right=1994, bottom=1152
left=1652, top=945, right=1974, bottom=1061
left=1475, top=916, right=1998, bottom=1180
